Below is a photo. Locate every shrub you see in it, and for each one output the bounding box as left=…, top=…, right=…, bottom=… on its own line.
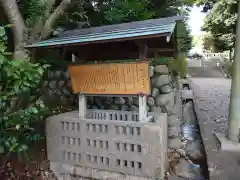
left=174, top=53, right=188, bottom=78
left=0, top=25, right=49, bottom=157
left=150, top=54, right=188, bottom=78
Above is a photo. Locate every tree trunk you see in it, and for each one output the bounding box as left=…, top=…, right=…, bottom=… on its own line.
left=40, top=0, right=74, bottom=40
left=1, top=0, right=81, bottom=60
left=0, top=0, right=27, bottom=60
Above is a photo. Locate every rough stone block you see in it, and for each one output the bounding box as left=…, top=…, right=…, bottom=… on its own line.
left=147, top=96, right=155, bottom=107
left=160, top=85, right=173, bottom=94
left=168, top=115, right=181, bottom=127
left=154, top=65, right=169, bottom=74
left=130, top=105, right=139, bottom=112
left=151, top=88, right=160, bottom=98
left=49, top=80, right=57, bottom=89
left=156, top=92, right=175, bottom=107
left=114, top=97, right=125, bottom=105
left=152, top=75, right=171, bottom=88
left=149, top=66, right=154, bottom=77
left=120, top=104, right=129, bottom=111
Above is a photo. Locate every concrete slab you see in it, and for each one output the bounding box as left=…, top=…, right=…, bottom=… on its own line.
left=213, top=132, right=240, bottom=152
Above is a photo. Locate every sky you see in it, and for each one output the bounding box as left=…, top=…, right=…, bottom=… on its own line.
left=188, top=6, right=207, bottom=36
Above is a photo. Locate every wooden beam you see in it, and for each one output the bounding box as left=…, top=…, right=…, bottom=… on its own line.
left=148, top=48, right=174, bottom=52
left=31, top=48, right=36, bottom=60
left=60, top=48, right=67, bottom=61
left=135, top=40, right=148, bottom=60
left=27, top=33, right=170, bottom=49
left=72, top=53, right=76, bottom=62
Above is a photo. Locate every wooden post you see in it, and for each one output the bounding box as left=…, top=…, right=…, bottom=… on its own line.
left=31, top=48, right=36, bottom=61
left=71, top=53, right=86, bottom=118
left=135, top=40, right=148, bottom=122
left=72, top=53, right=76, bottom=62
left=227, top=1, right=240, bottom=141
left=60, top=48, right=67, bottom=61
left=136, top=40, right=148, bottom=60
left=139, top=95, right=147, bottom=122
left=78, top=94, right=86, bottom=118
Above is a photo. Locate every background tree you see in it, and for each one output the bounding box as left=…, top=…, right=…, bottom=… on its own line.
left=0, top=0, right=87, bottom=59
left=0, top=25, right=49, bottom=157
left=90, top=0, right=193, bottom=53
left=194, top=0, right=237, bottom=56
left=202, top=33, right=214, bottom=51
left=0, top=0, right=193, bottom=60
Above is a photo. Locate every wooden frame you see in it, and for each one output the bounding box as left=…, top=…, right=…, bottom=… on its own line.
left=74, top=39, right=151, bottom=122
left=68, top=61, right=150, bottom=95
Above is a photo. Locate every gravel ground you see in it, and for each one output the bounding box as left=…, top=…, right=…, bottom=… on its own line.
left=191, top=78, right=231, bottom=134
left=189, top=78, right=240, bottom=180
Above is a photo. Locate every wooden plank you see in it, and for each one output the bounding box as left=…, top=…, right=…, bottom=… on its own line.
left=68, top=61, right=150, bottom=95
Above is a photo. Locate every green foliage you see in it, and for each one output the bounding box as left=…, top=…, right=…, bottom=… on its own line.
left=202, top=34, right=214, bottom=51
left=19, top=0, right=46, bottom=28
left=194, top=0, right=217, bottom=12
left=84, top=0, right=193, bottom=27
left=201, top=0, right=237, bottom=52
left=177, top=21, right=192, bottom=53
left=149, top=57, right=169, bottom=66
left=57, top=1, right=89, bottom=30
left=102, top=0, right=192, bottom=52
left=150, top=56, right=187, bottom=78
left=0, top=26, right=49, bottom=156
left=168, top=54, right=188, bottom=78
left=104, top=0, right=155, bottom=24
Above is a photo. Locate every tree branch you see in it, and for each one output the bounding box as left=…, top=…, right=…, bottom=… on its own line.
left=0, top=0, right=27, bottom=59
left=40, top=0, right=78, bottom=40
left=30, top=0, right=56, bottom=40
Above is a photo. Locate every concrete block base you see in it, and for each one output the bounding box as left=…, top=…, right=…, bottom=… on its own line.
left=213, top=132, right=240, bottom=152
left=50, top=162, right=155, bottom=180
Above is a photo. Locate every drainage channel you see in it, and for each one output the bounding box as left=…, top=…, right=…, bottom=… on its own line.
left=171, top=83, right=209, bottom=180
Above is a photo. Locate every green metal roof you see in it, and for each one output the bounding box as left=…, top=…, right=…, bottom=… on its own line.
left=26, top=16, right=183, bottom=48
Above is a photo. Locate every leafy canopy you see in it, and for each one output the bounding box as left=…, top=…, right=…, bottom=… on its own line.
left=0, top=25, right=49, bottom=156
left=194, top=0, right=237, bottom=52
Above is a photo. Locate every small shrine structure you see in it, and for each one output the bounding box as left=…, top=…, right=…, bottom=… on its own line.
left=27, top=16, right=183, bottom=179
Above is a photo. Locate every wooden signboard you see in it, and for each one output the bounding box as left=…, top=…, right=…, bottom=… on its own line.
left=68, top=61, right=150, bottom=95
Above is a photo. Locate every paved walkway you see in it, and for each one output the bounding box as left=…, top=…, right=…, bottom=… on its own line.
left=190, top=78, right=240, bottom=180
left=188, top=58, right=225, bottom=78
